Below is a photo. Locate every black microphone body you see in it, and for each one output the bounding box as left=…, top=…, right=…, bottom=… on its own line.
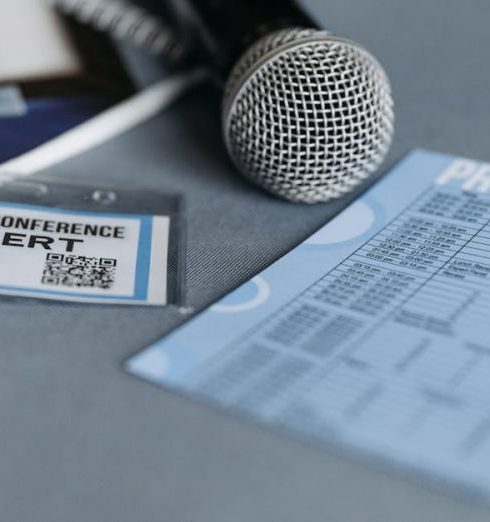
left=167, top=0, right=317, bottom=76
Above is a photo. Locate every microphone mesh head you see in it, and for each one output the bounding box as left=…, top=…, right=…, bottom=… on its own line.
left=223, top=29, right=394, bottom=203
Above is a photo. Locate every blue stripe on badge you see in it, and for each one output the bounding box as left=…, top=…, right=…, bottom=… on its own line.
left=133, top=215, right=153, bottom=301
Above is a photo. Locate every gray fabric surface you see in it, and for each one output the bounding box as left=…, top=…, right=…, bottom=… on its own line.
left=2, top=0, right=490, bottom=520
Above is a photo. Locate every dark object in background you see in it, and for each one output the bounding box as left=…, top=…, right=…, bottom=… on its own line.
left=0, top=13, right=134, bottom=163
left=49, top=0, right=395, bottom=204
left=20, top=14, right=134, bottom=99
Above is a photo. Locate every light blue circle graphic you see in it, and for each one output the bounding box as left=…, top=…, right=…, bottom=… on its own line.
left=306, top=200, right=375, bottom=245
left=211, top=276, right=270, bottom=313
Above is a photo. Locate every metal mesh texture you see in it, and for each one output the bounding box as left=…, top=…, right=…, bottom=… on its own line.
left=223, top=29, right=394, bottom=204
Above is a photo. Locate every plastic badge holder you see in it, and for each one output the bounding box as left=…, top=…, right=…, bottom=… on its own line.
left=0, top=178, right=185, bottom=306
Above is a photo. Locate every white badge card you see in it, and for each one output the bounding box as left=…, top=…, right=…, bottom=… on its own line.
left=0, top=180, right=184, bottom=306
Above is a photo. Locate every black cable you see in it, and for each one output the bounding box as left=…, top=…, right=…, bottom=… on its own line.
left=49, top=0, right=187, bottom=62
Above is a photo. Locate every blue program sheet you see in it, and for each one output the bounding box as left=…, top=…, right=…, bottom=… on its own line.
left=128, top=149, right=490, bottom=499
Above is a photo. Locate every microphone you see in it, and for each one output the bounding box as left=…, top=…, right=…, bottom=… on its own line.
left=51, top=0, right=394, bottom=203
left=175, top=0, right=395, bottom=203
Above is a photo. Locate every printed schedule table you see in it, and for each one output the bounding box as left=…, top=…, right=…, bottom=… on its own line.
left=129, top=151, right=490, bottom=500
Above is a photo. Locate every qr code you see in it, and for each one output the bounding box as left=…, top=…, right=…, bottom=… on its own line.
left=41, top=253, right=117, bottom=290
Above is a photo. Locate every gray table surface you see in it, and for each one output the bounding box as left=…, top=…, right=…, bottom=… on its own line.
left=3, top=1, right=490, bottom=520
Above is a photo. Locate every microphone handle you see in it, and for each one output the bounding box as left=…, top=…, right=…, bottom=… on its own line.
left=168, top=0, right=317, bottom=75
